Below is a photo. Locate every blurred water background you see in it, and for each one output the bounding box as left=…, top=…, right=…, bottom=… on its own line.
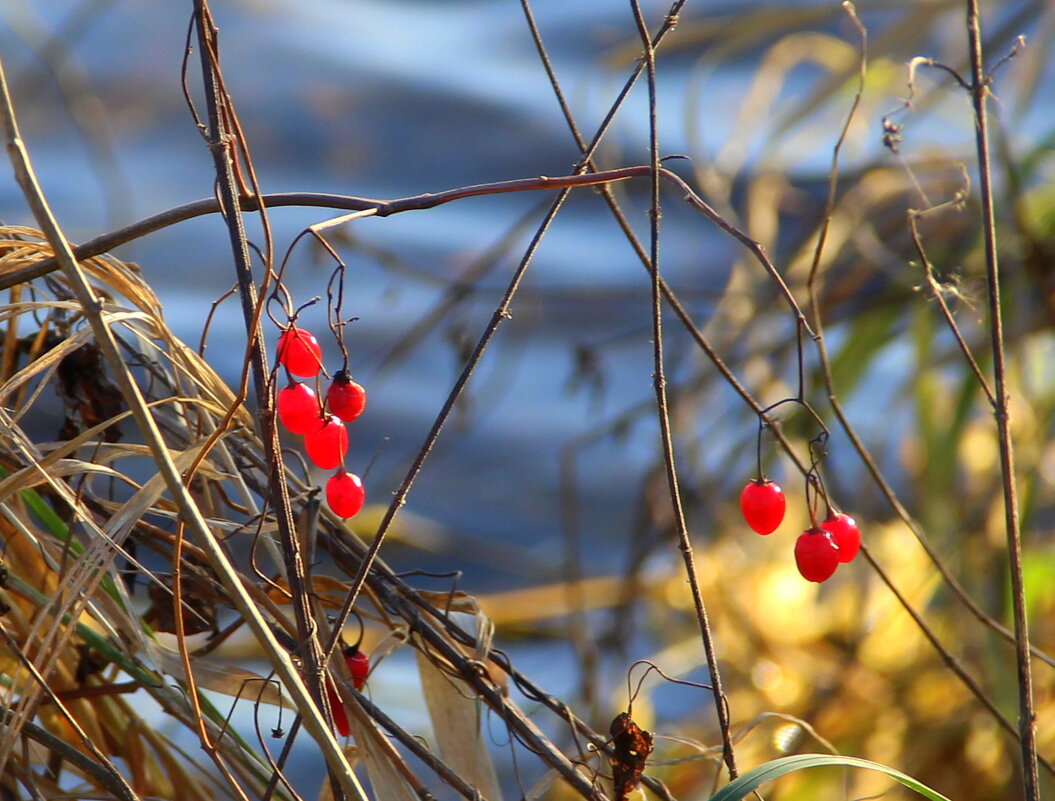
left=1, top=0, right=780, bottom=587
left=2, top=1, right=1054, bottom=797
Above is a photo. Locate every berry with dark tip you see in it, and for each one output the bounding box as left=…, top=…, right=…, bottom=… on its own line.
left=343, top=645, right=369, bottom=690
left=327, top=370, right=367, bottom=423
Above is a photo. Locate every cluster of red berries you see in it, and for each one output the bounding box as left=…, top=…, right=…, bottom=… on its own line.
left=275, top=326, right=367, bottom=519
left=740, top=479, right=860, bottom=582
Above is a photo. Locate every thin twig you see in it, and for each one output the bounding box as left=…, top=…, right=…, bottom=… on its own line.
left=319, top=0, right=729, bottom=657
left=350, top=689, right=488, bottom=801
left=965, top=2, right=1039, bottom=797
left=558, top=447, right=601, bottom=721
left=382, top=594, right=607, bottom=800
left=858, top=541, right=1055, bottom=778
left=806, top=83, right=1055, bottom=684
left=189, top=6, right=355, bottom=799
left=806, top=1, right=865, bottom=289
left=521, top=5, right=764, bottom=776
left=907, top=211, right=996, bottom=406
left=630, top=0, right=738, bottom=782
left=519, top=6, right=1051, bottom=781
left=0, top=169, right=653, bottom=291
left=326, top=530, right=675, bottom=801
left=798, top=2, right=1052, bottom=775
left=0, top=625, right=139, bottom=801
left=0, top=708, right=138, bottom=801
left=322, top=161, right=575, bottom=664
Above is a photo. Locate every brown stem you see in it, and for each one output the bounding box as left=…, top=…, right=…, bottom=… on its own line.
left=189, top=5, right=363, bottom=800
left=630, top=0, right=738, bottom=781
left=0, top=170, right=652, bottom=291
left=349, top=689, right=490, bottom=801
left=801, top=4, right=1050, bottom=779
left=965, top=2, right=1039, bottom=798
left=318, top=0, right=704, bottom=662
left=192, top=0, right=326, bottom=722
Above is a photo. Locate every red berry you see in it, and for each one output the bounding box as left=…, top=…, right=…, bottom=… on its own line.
left=343, top=646, right=369, bottom=690
left=277, top=381, right=319, bottom=434
left=305, top=416, right=348, bottom=470
left=277, top=327, right=323, bottom=378
left=324, top=677, right=351, bottom=737
left=740, top=480, right=786, bottom=535
left=794, top=527, right=840, bottom=582
left=327, top=370, right=367, bottom=422
left=326, top=470, right=365, bottom=518
left=824, top=512, right=860, bottom=564
left=322, top=647, right=370, bottom=737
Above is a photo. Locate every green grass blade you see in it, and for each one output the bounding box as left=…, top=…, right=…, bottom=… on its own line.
left=0, top=465, right=128, bottom=605
left=708, top=754, right=953, bottom=801
left=0, top=465, right=69, bottom=539
left=15, top=477, right=69, bottom=538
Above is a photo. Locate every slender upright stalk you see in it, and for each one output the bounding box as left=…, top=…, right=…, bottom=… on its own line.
left=965, top=2, right=1038, bottom=798
left=191, top=0, right=326, bottom=717
left=188, top=5, right=365, bottom=799
left=630, top=0, right=738, bottom=781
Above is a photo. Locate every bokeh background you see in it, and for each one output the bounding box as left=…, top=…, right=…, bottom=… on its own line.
left=2, top=1, right=1055, bottom=799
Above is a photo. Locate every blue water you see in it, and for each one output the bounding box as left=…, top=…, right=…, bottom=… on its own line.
left=2, top=0, right=750, bottom=585
left=2, top=1, right=1051, bottom=796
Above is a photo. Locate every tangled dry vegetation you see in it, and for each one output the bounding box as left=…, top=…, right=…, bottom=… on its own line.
left=0, top=227, right=592, bottom=800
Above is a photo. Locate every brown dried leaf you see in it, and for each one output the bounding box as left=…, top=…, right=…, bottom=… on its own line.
left=609, top=712, right=653, bottom=801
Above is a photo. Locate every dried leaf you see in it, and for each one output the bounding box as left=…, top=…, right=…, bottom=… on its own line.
left=347, top=714, right=419, bottom=801
left=154, top=647, right=284, bottom=706
left=415, top=618, right=503, bottom=801
left=367, top=626, right=407, bottom=667
left=55, top=340, right=125, bottom=442
left=146, top=570, right=220, bottom=635
left=609, top=712, right=653, bottom=801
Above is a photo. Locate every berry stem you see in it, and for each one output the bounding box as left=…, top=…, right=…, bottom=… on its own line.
left=314, top=230, right=354, bottom=372
left=754, top=416, right=765, bottom=482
